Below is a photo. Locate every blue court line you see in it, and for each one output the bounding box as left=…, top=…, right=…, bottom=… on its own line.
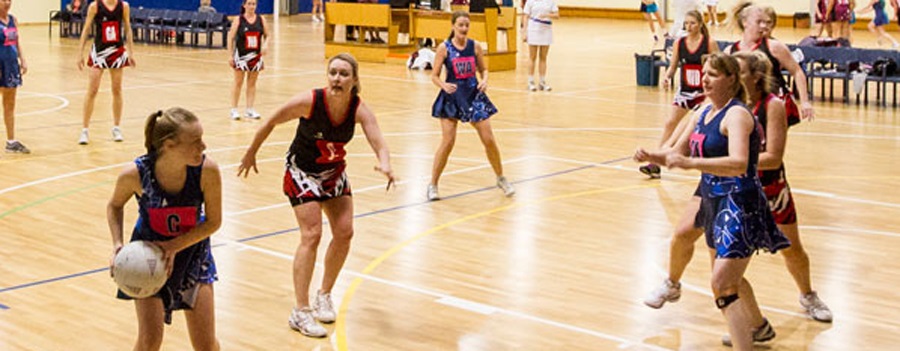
left=0, top=156, right=629, bottom=309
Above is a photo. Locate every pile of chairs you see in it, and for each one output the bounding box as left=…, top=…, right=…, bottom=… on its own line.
left=49, top=7, right=231, bottom=49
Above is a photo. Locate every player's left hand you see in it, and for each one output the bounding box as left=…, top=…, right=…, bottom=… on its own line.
left=477, top=80, right=488, bottom=92
left=801, top=101, right=814, bottom=121
left=375, top=165, right=395, bottom=191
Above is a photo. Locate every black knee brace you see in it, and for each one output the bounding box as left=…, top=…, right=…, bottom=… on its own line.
left=716, top=294, right=739, bottom=309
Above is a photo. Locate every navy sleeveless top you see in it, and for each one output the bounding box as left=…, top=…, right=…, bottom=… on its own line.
left=288, top=89, right=360, bottom=173
left=443, top=39, right=478, bottom=86
left=133, top=153, right=205, bottom=240
left=691, top=100, right=762, bottom=197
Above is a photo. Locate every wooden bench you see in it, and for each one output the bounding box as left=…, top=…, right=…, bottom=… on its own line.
left=324, top=3, right=415, bottom=63
left=409, top=7, right=517, bottom=71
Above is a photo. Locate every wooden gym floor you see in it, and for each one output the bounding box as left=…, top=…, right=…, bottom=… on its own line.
left=1, top=15, right=899, bottom=350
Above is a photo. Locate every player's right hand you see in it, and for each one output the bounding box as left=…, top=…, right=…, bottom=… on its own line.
left=442, top=83, right=457, bottom=94
left=237, top=152, right=259, bottom=178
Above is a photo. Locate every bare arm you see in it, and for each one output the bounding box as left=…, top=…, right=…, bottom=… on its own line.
left=356, top=102, right=395, bottom=187
left=156, top=159, right=222, bottom=255
left=107, top=164, right=141, bottom=255
left=13, top=17, right=25, bottom=75
left=122, top=3, right=136, bottom=66
left=664, top=39, right=682, bottom=88
left=237, top=91, right=314, bottom=177
left=771, top=39, right=813, bottom=120
left=431, top=44, right=457, bottom=94
left=669, top=108, right=755, bottom=177
left=758, top=98, right=787, bottom=170
left=226, top=16, right=240, bottom=66
left=260, top=16, right=270, bottom=56
left=635, top=109, right=699, bottom=165
left=475, top=43, right=488, bottom=91
left=76, top=3, right=98, bottom=70
left=708, top=36, right=720, bottom=54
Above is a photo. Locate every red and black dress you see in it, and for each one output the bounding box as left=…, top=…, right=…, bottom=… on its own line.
left=89, top=0, right=129, bottom=69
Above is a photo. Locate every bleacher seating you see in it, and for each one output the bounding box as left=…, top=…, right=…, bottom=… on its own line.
left=650, top=40, right=900, bottom=107
left=50, top=7, right=230, bottom=49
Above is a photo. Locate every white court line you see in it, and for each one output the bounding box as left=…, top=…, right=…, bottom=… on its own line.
left=791, top=131, right=900, bottom=141
left=222, top=155, right=532, bottom=217
left=801, top=225, right=900, bottom=239
left=16, top=92, right=70, bottom=117
left=227, top=240, right=673, bottom=351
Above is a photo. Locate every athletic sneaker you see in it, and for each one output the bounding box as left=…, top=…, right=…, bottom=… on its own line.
left=288, top=307, right=327, bottom=338
left=112, top=126, right=124, bottom=142
left=312, top=15, right=321, bottom=23
left=527, top=82, right=537, bottom=91
left=426, top=184, right=440, bottom=201
left=639, top=163, right=662, bottom=179
left=313, top=291, right=336, bottom=324
left=246, top=108, right=261, bottom=119
left=496, top=176, right=515, bottom=197
left=78, top=129, right=89, bottom=145
left=230, top=108, right=241, bottom=120
left=643, top=279, right=681, bottom=309
left=722, top=318, right=776, bottom=347
left=800, top=291, right=833, bottom=323
left=539, top=81, right=552, bottom=91
left=5, top=141, right=30, bottom=154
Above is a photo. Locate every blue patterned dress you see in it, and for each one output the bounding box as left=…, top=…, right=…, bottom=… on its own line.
left=117, top=154, right=218, bottom=325
left=690, top=100, right=790, bottom=259
left=432, top=38, right=497, bottom=123
left=0, top=15, right=21, bottom=88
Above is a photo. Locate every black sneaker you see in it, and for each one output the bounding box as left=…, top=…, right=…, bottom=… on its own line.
left=639, top=163, right=661, bottom=179
left=5, top=141, right=30, bottom=154
left=722, top=318, right=776, bottom=347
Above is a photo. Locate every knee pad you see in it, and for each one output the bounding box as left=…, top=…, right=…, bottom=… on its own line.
left=716, top=293, right=739, bottom=309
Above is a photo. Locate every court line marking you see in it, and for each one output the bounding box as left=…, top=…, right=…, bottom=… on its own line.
left=16, top=92, right=71, bottom=117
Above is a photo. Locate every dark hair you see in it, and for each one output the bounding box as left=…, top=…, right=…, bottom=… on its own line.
left=704, top=53, right=748, bottom=104
left=733, top=51, right=774, bottom=101
left=240, top=0, right=249, bottom=15
left=144, top=108, right=199, bottom=154
left=684, top=10, right=709, bottom=39
left=447, top=11, right=470, bottom=41
left=329, top=53, right=361, bottom=96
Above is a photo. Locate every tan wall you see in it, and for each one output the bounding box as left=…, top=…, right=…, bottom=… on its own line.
left=12, top=0, right=59, bottom=24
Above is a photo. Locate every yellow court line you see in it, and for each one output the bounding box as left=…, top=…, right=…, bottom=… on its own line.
left=334, top=181, right=683, bottom=350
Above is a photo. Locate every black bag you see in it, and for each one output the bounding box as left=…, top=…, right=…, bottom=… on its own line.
left=872, top=57, right=898, bottom=76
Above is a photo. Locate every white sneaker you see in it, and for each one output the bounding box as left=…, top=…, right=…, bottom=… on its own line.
left=800, top=291, right=833, bottom=323
left=643, top=279, right=681, bottom=309
left=496, top=176, right=515, bottom=197
left=78, top=129, right=89, bottom=145
left=722, top=318, right=776, bottom=347
left=288, top=307, right=327, bottom=338
left=112, top=126, right=124, bottom=142
left=245, top=108, right=261, bottom=119
left=313, top=291, right=336, bottom=324
left=539, top=81, right=552, bottom=91
left=426, top=184, right=440, bottom=201
left=318, top=14, right=325, bottom=22
left=312, top=15, right=321, bottom=23
left=527, top=82, right=537, bottom=91
left=230, top=108, right=241, bottom=120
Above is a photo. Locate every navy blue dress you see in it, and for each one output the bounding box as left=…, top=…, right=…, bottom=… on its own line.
left=117, top=154, right=218, bottom=325
left=690, top=100, right=790, bottom=259
left=432, top=38, right=497, bottom=123
left=0, top=15, right=21, bottom=88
